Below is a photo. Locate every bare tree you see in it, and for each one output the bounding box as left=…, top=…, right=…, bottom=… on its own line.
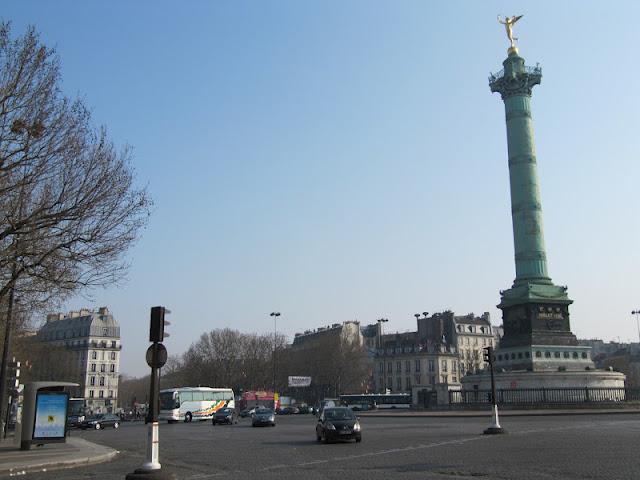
left=0, top=23, right=151, bottom=427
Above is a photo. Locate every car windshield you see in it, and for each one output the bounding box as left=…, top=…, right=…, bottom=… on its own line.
left=324, top=408, right=355, bottom=421
left=256, top=409, right=272, bottom=415
left=218, top=408, right=232, bottom=414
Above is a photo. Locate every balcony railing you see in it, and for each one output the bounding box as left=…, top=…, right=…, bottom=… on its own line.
left=488, top=65, right=542, bottom=84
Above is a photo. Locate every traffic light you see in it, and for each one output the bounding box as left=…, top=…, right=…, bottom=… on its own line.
left=8, top=358, right=20, bottom=394
left=483, top=346, right=493, bottom=366
left=149, top=306, right=170, bottom=343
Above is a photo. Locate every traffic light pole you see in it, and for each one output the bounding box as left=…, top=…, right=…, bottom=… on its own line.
left=483, top=346, right=505, bottom=435
left=126, top=308, right=172, bottom=480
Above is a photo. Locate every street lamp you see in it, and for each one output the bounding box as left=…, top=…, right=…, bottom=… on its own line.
left=270, top=312, right=280, bottom=404
left=632, top=310, right=640, bottom=344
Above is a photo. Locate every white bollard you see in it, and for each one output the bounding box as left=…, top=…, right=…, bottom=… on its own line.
left=140, top=422, right=161, bottom=471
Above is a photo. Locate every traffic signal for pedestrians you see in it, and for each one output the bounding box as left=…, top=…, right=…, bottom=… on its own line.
left=483, top=346, right=494, bottom=366
left=149, top=306, right=170, bottom=343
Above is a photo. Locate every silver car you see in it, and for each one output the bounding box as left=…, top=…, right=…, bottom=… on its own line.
left=252, top=408, right=276, bottom=427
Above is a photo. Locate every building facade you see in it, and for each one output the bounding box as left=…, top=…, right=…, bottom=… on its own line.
left=37, top=307, right=121, bottom=413
left=372, top=312, right=501, bottom=395
left=292, top=321, right=363, bottom=349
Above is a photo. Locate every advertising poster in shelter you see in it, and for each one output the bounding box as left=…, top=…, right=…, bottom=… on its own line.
left=33, top=392, right=69, bottom=439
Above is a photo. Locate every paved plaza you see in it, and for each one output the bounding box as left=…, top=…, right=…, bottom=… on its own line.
left=8, top=412, right=639, bottom=480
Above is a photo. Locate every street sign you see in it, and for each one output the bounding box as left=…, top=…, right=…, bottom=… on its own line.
left=145, top=344, right=168, bottom=368
left=288, top=376, right=312, bottom=387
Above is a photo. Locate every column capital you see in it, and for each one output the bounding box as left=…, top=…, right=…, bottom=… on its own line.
left=489, top=54, right=542, bottom=99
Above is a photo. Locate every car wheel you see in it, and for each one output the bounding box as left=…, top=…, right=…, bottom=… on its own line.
left=113, top=422, right=120, bottom=429
left=322, top=431, right=329, bottom=444
left=185, top=412, right=192, bottom=423
left=95, top=423, right=102, bottom=430
left=355, top=436, right=362, bottom=443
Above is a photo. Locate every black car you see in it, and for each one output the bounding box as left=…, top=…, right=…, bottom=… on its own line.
left=80, top=413, right=121, bottom=430
left=252, top=408, right=276, bottom=427
left=212, top=407, right=237, bottom=425
left=316, top=407, right=361, bottom=443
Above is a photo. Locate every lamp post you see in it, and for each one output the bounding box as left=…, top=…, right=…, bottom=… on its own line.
left=270, top=312, right=280, bottom=406
left=632, top=310, right=640, bottom=344
left=377, top=318, right=389, bottom=393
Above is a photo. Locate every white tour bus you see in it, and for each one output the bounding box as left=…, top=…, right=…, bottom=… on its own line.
left=159, top=386, right=235, bottom=423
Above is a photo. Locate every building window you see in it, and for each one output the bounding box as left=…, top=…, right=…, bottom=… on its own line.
left=415, top=359, right=421, bottom=372
left=517, top=352, right=523, bottom=359
left=415, top=374, right=421, bottom=384
left=111, top=341, right=116, bottom=348
left=379, top=378, right=383, bottom=390
left=103, top=328, right=108, bottom=335
left=405, top=360, right=411, bottom=373
left=99, top=377, right=105, bottom=386
left=91, top=351, right=97, bottom=360
left=90, top=364, right=96, bottom=372
left=89, top=390, right=94, bottom=398
left=554, top=352, right=561, bottom=358
left=581, top=352, right=588, bottom=359
left=90, top=376, right=95, bottom=386
left=441, top=360, right=448, bottom=372
left=111, top=364, right=115, bottom=373
left=563, top=352, right=570, bottom=358
left=572, top=352, right=578, bottom=358
left=109, top=390, right=113, bottom=398
left=406, top=377, right=411, bottom=389
left=110, top=352, right=116, bottom=360
left=428, top=360, right=434, bottom=372
left=452, top=362, right=457, bottom=373
left=387, top=362, right=392, bottom=373
left=545, top=351, right=551, bottom=358
left=99, top=390, right=104, bottom=398
left=535, top=351, right=542, bottom=358
left=387, top=377, right=392, bottom=390
left=100, top=364, right=106, bottom=373
left=396, top=377, right=402, bottom=391
left=396, top=361, right=401, bottom=373
left=379, top=362, right=384, bottom=373
left=525, top=352, right=530, bottom=358
left=430, top=376, right=435, bottom=385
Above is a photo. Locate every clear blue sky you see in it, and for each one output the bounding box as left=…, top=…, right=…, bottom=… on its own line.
left=4, top=1, right=639, bottom=376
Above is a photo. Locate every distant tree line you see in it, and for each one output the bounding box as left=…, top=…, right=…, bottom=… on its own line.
left=119, top=328, right=372, bottom=408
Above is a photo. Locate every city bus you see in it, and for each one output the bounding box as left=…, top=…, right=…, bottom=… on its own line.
left=339, top=393, right=411, bottom=410
left=67, top=398, right=88, bottom=428
left=158, top=387, right=235, bottom=423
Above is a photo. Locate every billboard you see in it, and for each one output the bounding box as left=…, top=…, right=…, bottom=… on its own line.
left=288, top=376, right=312, bottom=387
left=33, top=392, right=69, bottom=440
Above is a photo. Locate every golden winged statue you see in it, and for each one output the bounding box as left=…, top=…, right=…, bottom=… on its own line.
left=497, top=15, right=523, bottom=49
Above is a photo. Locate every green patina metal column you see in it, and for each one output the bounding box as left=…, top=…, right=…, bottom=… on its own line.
left=490, top=45, right=577, bottom=358
left=490, top=50, right=550, bottom=287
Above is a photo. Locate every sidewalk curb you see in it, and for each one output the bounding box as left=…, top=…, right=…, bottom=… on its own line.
left=0, top=437, right=118, bottom=477
left=358, top=408, right=640, bottom=419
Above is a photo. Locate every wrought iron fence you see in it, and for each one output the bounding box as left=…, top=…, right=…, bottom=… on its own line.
left=449, top=387, right=640, bottom=406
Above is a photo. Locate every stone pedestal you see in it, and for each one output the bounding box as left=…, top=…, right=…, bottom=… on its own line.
left=461, top=369, right=626, bottom=392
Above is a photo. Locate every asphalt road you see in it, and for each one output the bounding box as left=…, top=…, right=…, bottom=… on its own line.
left=16, top=413, right=640, bottom=480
